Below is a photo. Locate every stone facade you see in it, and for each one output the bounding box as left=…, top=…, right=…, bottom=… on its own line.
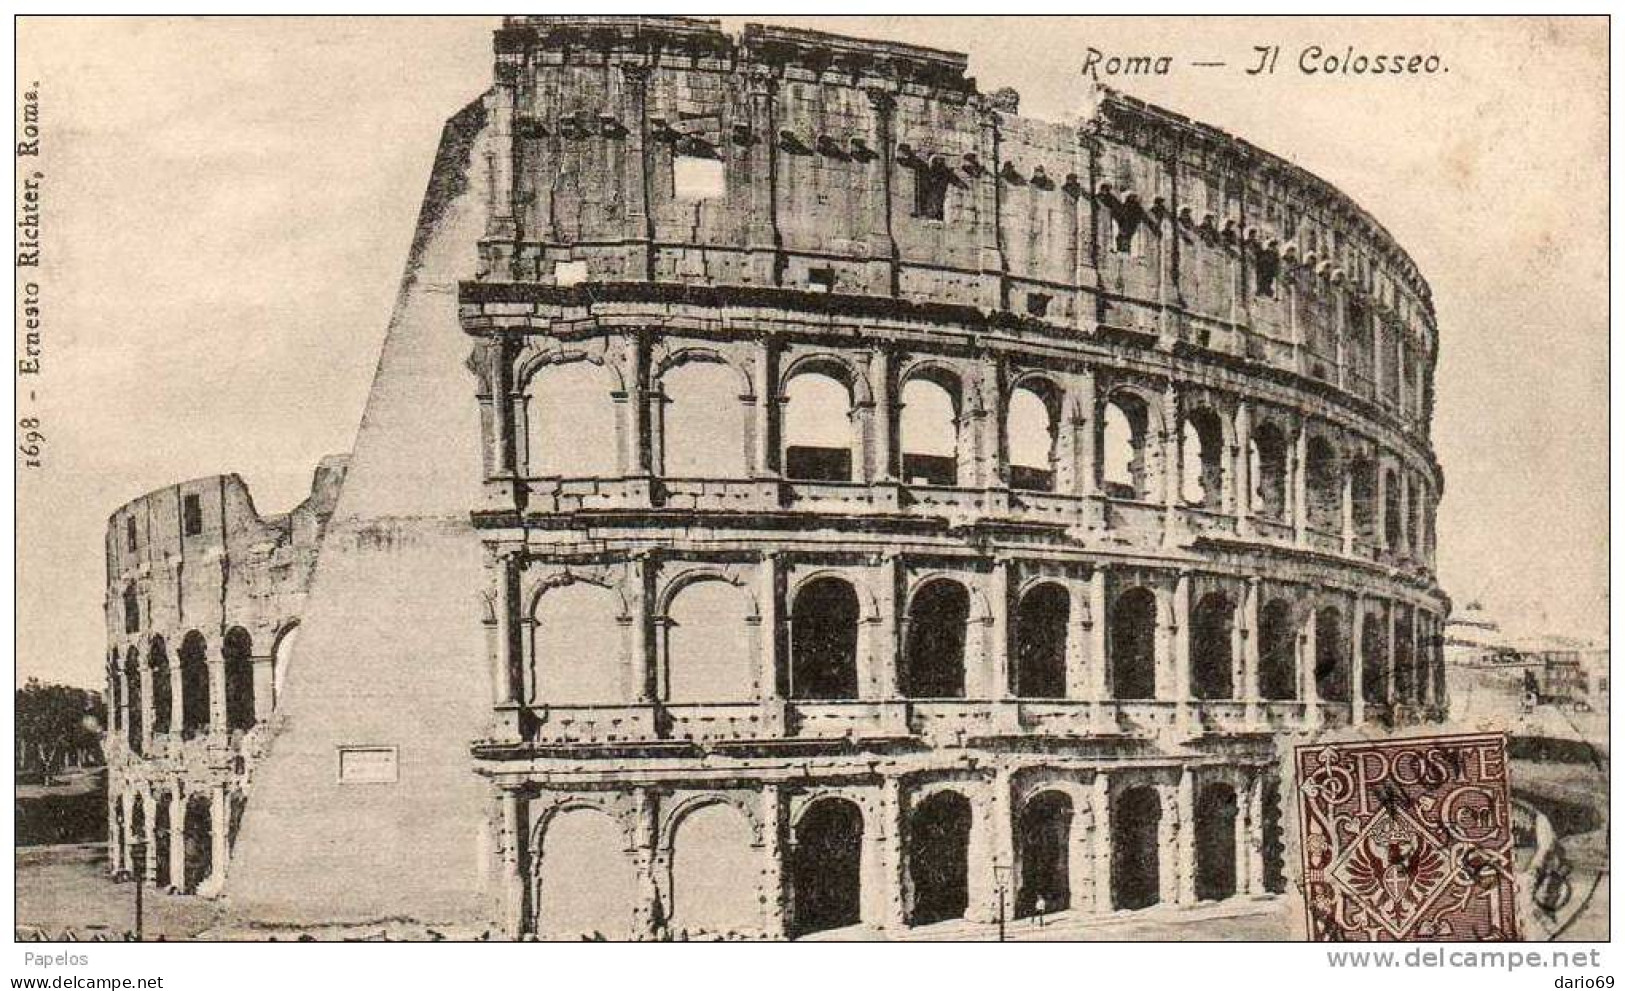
left=458, top=17, right=1448, bottom=939
left=103, top=457, right=347, bottom=897
left=199, top=17, right=1448, bottom=939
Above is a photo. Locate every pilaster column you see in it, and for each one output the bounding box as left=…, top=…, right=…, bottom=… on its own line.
left=759, top=552, right=784, bottom=704
left=207, top=656, right=225, bottom=737
left=624, top=333, right=652, bottom=478
left=1350, top=595, right=1366, bottom=724
left=631, top=787, right=662, bottom=938
left=1243, top=772, right=1265, bottom=896
left=989, top=558, right=1013, bottom=699
left=1157, top=782, right=1180, bottom=906
left=1386, top=602, right=1399, bottom=707
left=501, top=789, right=528, bottom=940
left=138, top=666, right=155, bottom=753
left=167, top=787, right=185, bottom=891
left=1302, top=606, right=1322, bottom=728
left=1375, top=461, right=1390, bottom=554
left=1173, top=571, right=1192, bottom=705
left=1340, top=465, right=1355, bottom=555
left=141, top=790, right=159, bottom=884
left=119, top=790, right=135, bottom=877
left=1074, top=369, right=1098, bottom=499
left=752, top=338, right=780, bottom=479
left=867, top=554, right=903, bottom=700
left=1176, top=767, right=1196, bottom=905
left=968, top=771, right=1015, bottom=924
left=760, top=785, right=787, bottom=939
left=1065, top=580, right=1091, bottom=699
left=168, top=664, right=185, bottom=736
left=1292, top=423, right=1309, bottom=546
left=1242, top=578, right=1261, bottom=724
left=629, top=553, right=656, bottom=703
left=1088, top=568, right=1109, bottom=702
left=864, top=778, right=907, bottom=929
left=1161, top=385, right=1181, bottom=546
left=1090, top=774, right=1113, bottom=913
left=1234, top=401, right=1253, bottom=536
left=495, top=549, right=522, bottom=707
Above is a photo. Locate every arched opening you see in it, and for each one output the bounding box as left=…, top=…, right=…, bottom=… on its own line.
left=1014, top=583, right=1068, bottom=699
left=106, top=656, right=121, bottom=736
left=900, top=373, right=961, bottom=487
left=1394, top=607, right=1416, bottom=703
left=782, top=367, right=855, bottom=482
left=179, top=632, right=209, bottom=739
left=1383, top=468, right=1402, bottom=551
left=1181, top=407, right=1225, bottom=508
left=789, top=797, right=864, bottom=938
left=152, top=792, right=172, bottom=890
left=902, top=579, right=969, bottom=699
left=1314, top=607, right=1349, bottom=702
left=1007, top=381, right=1060, bottom=492
left=1305, top=435, right=1341, bottom=532
left=1361, top=612, right=1388, bottom=707
left=1016, top=790, right=1072, bottom=917
left=668, top=802, right=758, bottom=938
left=1250, top=421, right=1289, bottom=521
left=183, top=793, right=211, bottom=893
left=661, top=359, right=749, bottom=479
left=122, top=583, right=139, bottom=635
left=534, top=807, right=636, bottom=940
left=1189, top=783, right=1235, bottom=896
left=129, top=796, right=147, bottom=881
left=1262, top=777, right=1286, bottom=894
left=1258, top=599, right=1297, bottom=701
left=270, top=623, right=298, bottom=710
left=789, top=577, right=859, bottom=700
left=1404, top=477, right=1421, bottom=556
left=1194, top=783, right=1238, bottom=901
left=1109, top=586, right=1157, bottom=700
left=907, top=790, right=972, bottom=925
left=665, top=579, right=755, bottom=704
left=112, top=801, right=126, bottom=877
left=1191, top=592, right=1234, bottom=700
left=1111, top=785, right=1161, bottom=910
left=525, top=360, right=620, bottom=479
left=1350, top=457, right=1378, bottom=544
left=123, top=648, right=142, bottom=753
left=223, top=627, right=254, bottom=732
left=1099, top=392, right=1150, bottom=500
left=532, top=582, right=623, bottom=705
left=149, top=637, right=172, bottom=735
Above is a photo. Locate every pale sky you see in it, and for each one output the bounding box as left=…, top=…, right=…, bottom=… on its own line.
left=16, top=16, right=1608, bottom=689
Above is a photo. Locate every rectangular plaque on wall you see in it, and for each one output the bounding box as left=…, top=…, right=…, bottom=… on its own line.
left=337, top=745, right=399, bottom=784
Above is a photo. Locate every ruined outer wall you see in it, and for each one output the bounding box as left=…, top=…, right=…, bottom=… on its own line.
left=482, top=16, right=1438, bottom=480
left=223, top=97, right=499, bottom=929
left=103, top=457, right=346, bottom=892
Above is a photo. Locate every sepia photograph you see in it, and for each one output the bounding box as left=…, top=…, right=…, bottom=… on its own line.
left=8, top=11, right=1610, bottom=977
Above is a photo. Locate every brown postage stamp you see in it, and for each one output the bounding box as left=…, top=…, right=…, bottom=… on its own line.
left=1296, top=733, right=1519, bottom=942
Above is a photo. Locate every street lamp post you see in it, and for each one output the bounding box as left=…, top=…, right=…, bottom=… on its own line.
left=130, top=839, right=146, bottom=942
left=993, top=863, right=1011, bottom=943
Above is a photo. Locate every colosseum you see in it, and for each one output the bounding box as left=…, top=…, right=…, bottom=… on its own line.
left=103, top=457, right=347, bottom=896
left=106, top=17, right=1449, bottom=940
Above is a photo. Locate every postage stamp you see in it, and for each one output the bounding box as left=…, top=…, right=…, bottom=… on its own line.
left=1296, top=733, right=1520, bottom=942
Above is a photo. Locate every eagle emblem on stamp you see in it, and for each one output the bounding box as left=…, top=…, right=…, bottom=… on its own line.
left=1295, top=733, right=1519, bottom=942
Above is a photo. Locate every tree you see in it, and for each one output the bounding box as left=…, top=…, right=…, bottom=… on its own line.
left=15, top=679, right=104, bottom=783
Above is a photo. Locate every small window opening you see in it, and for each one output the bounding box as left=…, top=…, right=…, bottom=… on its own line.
left=125, top=517, right=137, bottom=553
left=1255, top=251, right=1279, bottom=297
left=554, top=260, right=588, bottom=287
left=914, top=160, right=949, bottom=220
left=673, top=155, right=726, bottom=201
left=1026, top=293, right=1052, bottom=318
left=808, top=267, right=836, bottom=293
left=182, top=494, right=203, bottom=537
